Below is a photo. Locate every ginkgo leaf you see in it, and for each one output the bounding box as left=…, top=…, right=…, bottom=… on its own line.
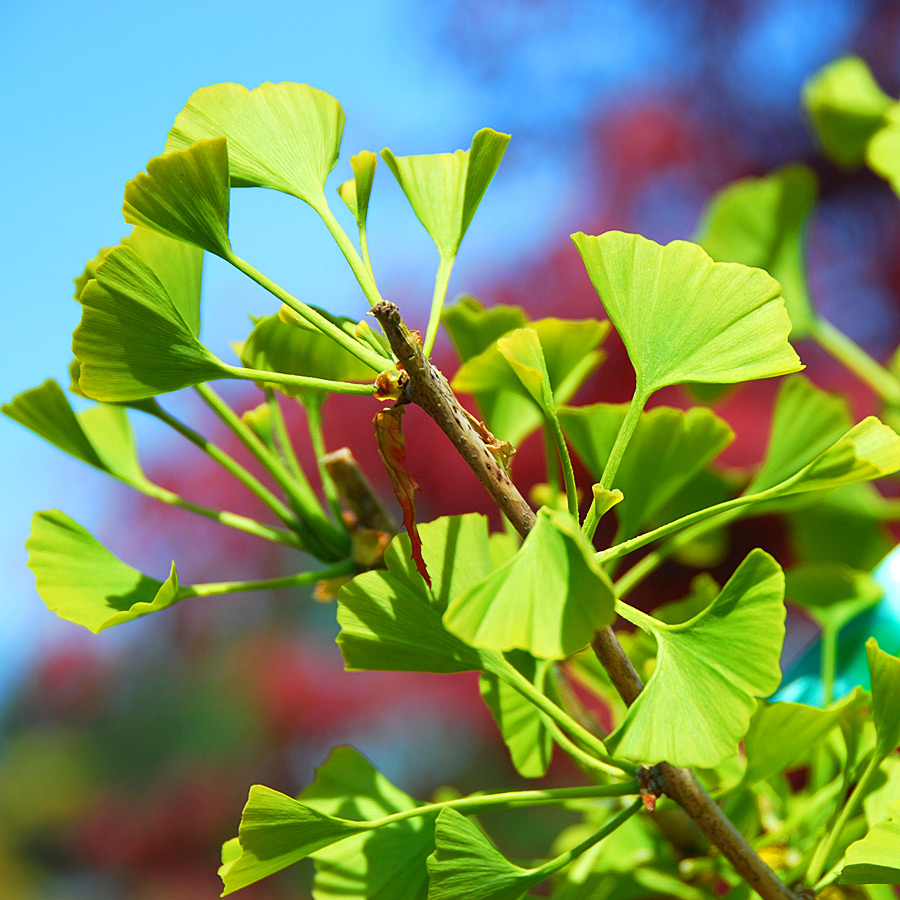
left=479, top=653, right=552, bottom=778
left=337, top=515, right=490, bottom=673
left=382, top=128, right=510, bottom=258
left=558, top=404, right=733, bottom=541
left=26, top=510, right=180, bottom=633
left=572, top=231, right=802, bottom=398
left=696, top=165, right=818, bottom=337
left=803, top=56, right=894, bottom=167
left=302, top=746, right=434, bottom=900
left=607, top=550, right=786, bottom=767
left=786, top=564, right=883, bottom=634
left=840, top=801, right=900, bottom=885
left=452, top=319, right=608, bottom=445
left=166, top=81, right=344, bottom=206
left=866, top=106, right=900, bottom=197
left=427, top=808, right=545, bottom=900
left=123, top=138, right=232, bottom=258
left=443, top=508, right=615, bottom=660
left=442, top=296, right=528, bottom=362
left=220, top=785, right=367, bottom=895
left=867, top=639, right=900, bottom=759
left=73, top=244, right=228, bottom=401
left=239, top=312, right=378, bottom=397
left=3, top=380, right=144, bottom=484
left=338, top=151, right=377, bottom=229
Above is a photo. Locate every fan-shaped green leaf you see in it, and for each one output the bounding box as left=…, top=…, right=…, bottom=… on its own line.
left=787, top=564, right=883, bottom=633
left=337, top=515, right=490, bottom=672
left=696, top=165, right=818, bottom=337
left=840, top=802, right=900, bottom=885
left=427, top=808, right=544, bottom=900
left=443, top=508, right=615, bottom=660
left=608, top=550, right=786, bottom=767
left=867, top=640, right=900, bottom=759
left=123, top=138, right=231, bottom=258
left=73, top=244, right=227, bottom=401
left=803, top=56, right=894, bottom=167
left=867, top=106, right=900, bottom=197
left=479, top=653, right=552, bottom=778
left=572, top=231, right=802, bottom=397
left=382, top=128, right=510, bottom=258
left=239, top=312, right=379, bottom=397
left=338, top=151, right=377, bottom=229
left=2, top=380, right=144, bottom=484
left=25, top=510, right=180, bottom=633
left=302, top=746, right=434, bottom=900
left=166, top=81, right=344, bottom=205
left=442, top=296, right=528, bottom=362
left=220, top=785, right=366, bottom=896
left=558, top=404, right=733, bottom=540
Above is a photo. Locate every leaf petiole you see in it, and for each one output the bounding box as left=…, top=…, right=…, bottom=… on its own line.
left=424, top=253, right=456, bottom=356
left=176, top=559, right=355, bottom=600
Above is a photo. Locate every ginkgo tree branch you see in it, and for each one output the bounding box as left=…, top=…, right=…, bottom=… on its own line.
left=373, top=299, right=803, bottom=900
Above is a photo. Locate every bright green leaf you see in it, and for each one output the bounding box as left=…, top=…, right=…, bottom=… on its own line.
left=382, top=128, right=510, bottom=258
left=73, top=244, right=227, bottom=401
left=166, top=81, right=344, bottom=205
left=840, top=802, right=900, bottom=885
left=26, top=510, right=180, bottom=633
left=572, top=231, right=802, bottom=398
left=608, top=550, right=786, bottom=767
left=867, top=106, right=900, bottom=197
left=803, top=56, right=894, bottom=167
left=220, top=785, right=366, bottom=895
left=442, top=296, right=528, bottom=362
left=239, top=312, right=378, bottom=397
left=338, top=151, right=377, bottom=229
left=426, top=807, right=544, bottom=900
left=337, top=515, right=490, bottom=672
left=123, top=138, right=232, bottom=258
left=558, top=404, right=733, bottom=541
left=443, top=508, right=615, bottom=660
left=479, top=653, right=552, bottom=778
left=696, top=165, right=818, bottom=337
left=303, top=746, right=434, bottom=900
left=867, top=639, right=900, bottom=759
left=2, top=380, right=143, bottom=484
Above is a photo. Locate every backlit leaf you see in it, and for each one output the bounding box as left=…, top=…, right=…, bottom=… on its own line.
left=26, top=510, right=180, bottom=633
left=867, top=639, right=900, bottom=759
left=382, top=128, right=510, bottom=258
left=558, top=404, right=733, bottom=541
left=696, top=165, right=818, bottom=337
left=442, top=296, right=527, bottom=362
left=866, top=106, right=900, bottom=197
left=166, top=81, right=344, bottom=205
left=338, top=151, right=377, bottom=229
left=840, top=802, right=900, bottom=885
left=572, top=231, right=802, bottom=397
left=607, top=550, right=786, bottom=767
left=803, top=56, right=893, bottom=167
left=443, top=508, right=615, bottom=660
left=123, top=138, right=231, bottom=258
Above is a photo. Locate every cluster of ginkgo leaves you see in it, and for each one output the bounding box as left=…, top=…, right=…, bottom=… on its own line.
left=6, top=56, right=900, bottom=899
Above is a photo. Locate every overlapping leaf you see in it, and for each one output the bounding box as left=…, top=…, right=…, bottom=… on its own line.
left=572, top=231, right=802, bottom=397
left=166, top=81, right=344, bottom=205
left=607, top=550, right=786, bottom=767
left=443, top=508, right=615, bottom=660
left=382, top=128, right=510, bottom=257
left=840, top=802, right=900, bottom=885
left=866, top=105, right=900, bottom=197
left=696, top=165, right=818, bottom=337
left=336, top=515, right=490, bottom=672
left=123, top=138, right=232, bottom=258
left=338, top=151, right=377, bottom=229
left=867, top=639, right=900, bottom=759
left=803, top=56, right=893, bottom=167
left=2, top=380, right=144, bottom=484
left=442, top=296, right=528, bottom=362
left=26, top=510, right=180, bottom=633
left=558, top=404, right=733, bottom=540
left=73, top=242, right=227, bottom=401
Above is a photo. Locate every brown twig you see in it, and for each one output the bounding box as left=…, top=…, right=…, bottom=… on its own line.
left=322, top=447, right=398, bottom=534
left=373, top=300, right=802, bottom=900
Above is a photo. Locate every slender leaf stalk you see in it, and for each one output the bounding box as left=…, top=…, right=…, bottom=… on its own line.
left=195, top=384, right=347, bottom=560
left=265, top=390, right=305, bottom=483
left=367, top=782, right=640, bottom=830
left=546, top=719, right=625, bottom=779
left=543, top=426, right=561, bottom=503
left=303, top=396, right=344, bottom=523
left=136, top=480, right=305, bottom=549
left=223, top=364, right=375, bottom=396
left=176, top=559, right=355, bottom=600
left=821, top=623, right=838, bottom=708
left=546, top=410, right=580, bottom=519
left=424, top=253, right=456, bottom=356
left=225, top=250, right=388, bottom=370
left=810, top=317, right=900, bottom=406
left=140, top=400, right=301, bottom=532
left=807, top=751, right=881, bottom=886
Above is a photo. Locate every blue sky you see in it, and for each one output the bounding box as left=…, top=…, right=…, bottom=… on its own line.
left=0, top=0, right=875, bottom=694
